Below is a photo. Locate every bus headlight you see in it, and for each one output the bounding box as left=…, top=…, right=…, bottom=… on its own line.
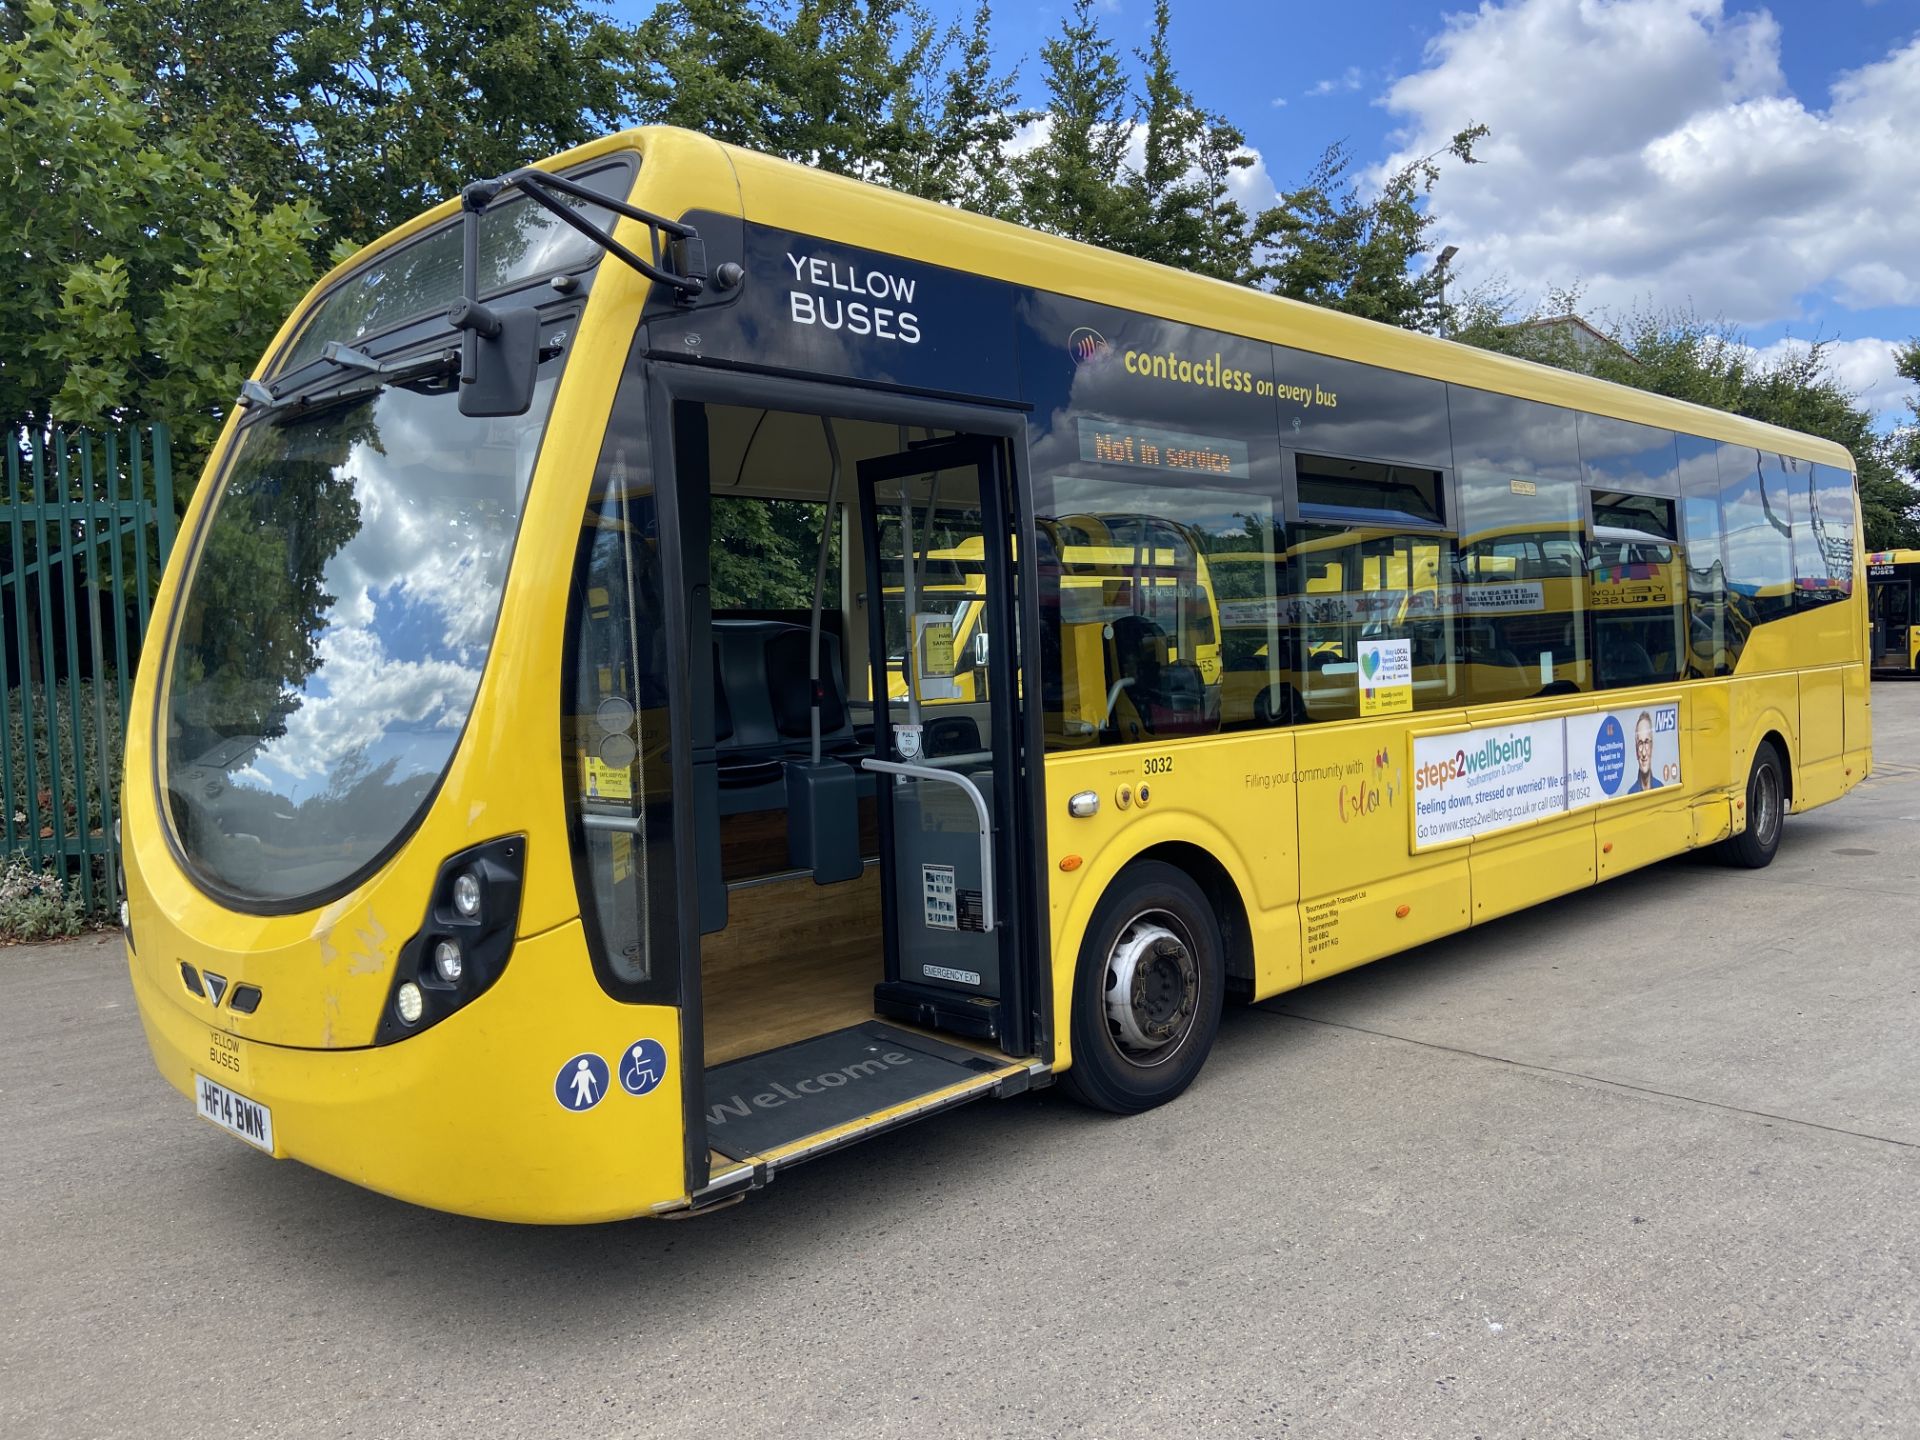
left=396, top=982, right=426, bottom=1026
left=432, top=939, right=464, bottom=984
left=375, top=836, right=526, bottom=1045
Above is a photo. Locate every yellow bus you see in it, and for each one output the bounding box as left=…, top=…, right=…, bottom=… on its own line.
left=1868, top=550, right=1920, bottom=674
left=124, top=127, right=1870, bottom=1221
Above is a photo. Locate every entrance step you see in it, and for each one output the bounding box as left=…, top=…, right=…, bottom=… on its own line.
left=703, top=1021, right=1013, bottom=1162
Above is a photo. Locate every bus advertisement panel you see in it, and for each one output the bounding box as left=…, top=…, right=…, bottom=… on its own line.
left=1412, top=703, right=1683, bottom=849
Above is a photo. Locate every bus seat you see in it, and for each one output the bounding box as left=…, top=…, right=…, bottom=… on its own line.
left=1111, top=615, right=1219, bottom=737
left=765, top=625, right=850, bottom=738
left=712, top=620, right=857, bottom=792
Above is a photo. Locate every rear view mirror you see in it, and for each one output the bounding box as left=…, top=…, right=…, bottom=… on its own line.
left=450, top=298, right=540, bottom=418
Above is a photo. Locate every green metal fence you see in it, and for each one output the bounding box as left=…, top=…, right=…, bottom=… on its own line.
left=2, top=424, right=176, bottom=914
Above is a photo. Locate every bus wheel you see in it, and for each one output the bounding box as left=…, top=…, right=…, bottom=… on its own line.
left=1720, top=741, right=1786, bottom=869
left=1062, top=861, right=1225, bottom=1114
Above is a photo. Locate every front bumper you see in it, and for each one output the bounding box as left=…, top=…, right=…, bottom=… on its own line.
left=130, top=920, right=689, bottom=1223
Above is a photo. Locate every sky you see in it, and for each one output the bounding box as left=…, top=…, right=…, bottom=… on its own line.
left=971, top=0, right=1920, bottom=427
left=606, top=0, right=1920, bottom=427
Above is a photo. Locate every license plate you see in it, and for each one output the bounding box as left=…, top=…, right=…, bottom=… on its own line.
left=194, top=1074, right=275, bottom=1154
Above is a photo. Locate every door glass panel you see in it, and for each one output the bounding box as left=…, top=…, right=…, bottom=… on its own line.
left=869, top=463, right=993, bottom=762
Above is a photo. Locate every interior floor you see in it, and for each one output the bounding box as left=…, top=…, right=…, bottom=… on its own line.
left=700, top=864, right=1016, bottom=1070
left=701, top=867, right=883, bottom=1065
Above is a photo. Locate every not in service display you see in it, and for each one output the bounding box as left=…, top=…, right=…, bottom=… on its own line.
left=1412, top=702, right=1682, bottom=849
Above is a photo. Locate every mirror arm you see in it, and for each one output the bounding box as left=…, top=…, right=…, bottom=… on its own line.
left=460, top=168, right=709, bottom=307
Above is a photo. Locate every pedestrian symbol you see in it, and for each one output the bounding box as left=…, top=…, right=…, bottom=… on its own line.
left=619, top=1038, right=669, bottom=1097
left=554, top=1052, right=610, bottom=1112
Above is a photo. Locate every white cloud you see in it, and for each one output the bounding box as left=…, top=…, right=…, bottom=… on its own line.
left=1746, top=335, right=1915, bottom=426
left=1379, top=0, right=1920, bottom=333
left=1309, top=66, right=1366, bottom=98
left=1006, top=114, right=1051, bottom=159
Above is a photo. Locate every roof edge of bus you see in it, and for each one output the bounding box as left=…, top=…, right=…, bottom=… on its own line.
left=691, top=128, right=1856, bottom=471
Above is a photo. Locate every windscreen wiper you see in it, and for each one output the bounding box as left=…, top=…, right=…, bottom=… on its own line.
left=241, top=343, right=461, bottom=423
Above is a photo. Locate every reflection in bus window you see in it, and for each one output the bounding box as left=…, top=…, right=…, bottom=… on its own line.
left=1795, top=461, right=1856, bottom=605
left=1291, top=454, right=1459, bottom=721
left=1678, top=434, right=1734, bottom=675
left=1452, top=390, right=1590, bottom=701
left=1034, top=478, right=1281, bottom=748
left=1719, top=444, right=1796, bottom=626
left=1589, top=491, right=1685, bottom=690
left=1291, top=524, right=1462, bottom=720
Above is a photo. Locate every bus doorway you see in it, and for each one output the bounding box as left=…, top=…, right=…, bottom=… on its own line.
left=1871, top=574, right=1911, bottom=673
left=663, top=394, right=1042, bottom=1179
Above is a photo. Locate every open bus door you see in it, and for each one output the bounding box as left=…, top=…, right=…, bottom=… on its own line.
left=856, top=437, right=1036, bottom=1054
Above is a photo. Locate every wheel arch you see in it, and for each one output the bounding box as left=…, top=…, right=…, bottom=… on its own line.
left=1757, top=726, right=1794, bottom=806
left=1131, top=841, right=1255, bottom=993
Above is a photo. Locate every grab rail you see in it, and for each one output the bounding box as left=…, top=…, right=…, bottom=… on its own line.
left=860, top=758, right=997, bottom=933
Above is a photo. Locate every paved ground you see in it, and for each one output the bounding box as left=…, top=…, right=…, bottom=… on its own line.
left=4, top=690, right=1918, bottom=1439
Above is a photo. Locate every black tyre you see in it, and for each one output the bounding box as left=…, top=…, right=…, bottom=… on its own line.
left=1060, top=860, right=1225, bottom=1114
left=1720, top=740, right=1786, bottom=869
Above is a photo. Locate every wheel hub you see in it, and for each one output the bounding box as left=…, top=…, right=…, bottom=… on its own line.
left=1104, top=916, right=1199, bottom=1061
left=1755, top=764, right=1781, bottom=845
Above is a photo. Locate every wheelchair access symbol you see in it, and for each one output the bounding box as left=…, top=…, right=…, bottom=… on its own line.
left=620, top=1038, right=669, bottom=1097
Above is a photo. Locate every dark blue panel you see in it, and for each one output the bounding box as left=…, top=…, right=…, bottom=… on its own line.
left=650, top=222, right=1020, bottom=400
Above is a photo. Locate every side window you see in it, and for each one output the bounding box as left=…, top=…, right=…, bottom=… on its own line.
left=562, top=380, right=678, bottom=999
left=1579, top=416, right=1685, bottom=691
left=1588, top=490, right=1685, bottom=688
left=1450, top=388, right=1588, bottom=700
left=1677, top=434, right=1732, bottom=674
left=1018, top=301, right=1282, bottom=750
left=1292, top=455, right=1460, bottom=722
left=1577, top=414, right=1681, bottom=495
left=1799, top=461, right=1856, bottom=604
left=1039, top=470, right=1283, bottom=746
left=1271, top=347, right=1452, bottom=468
left=1783, top=455, right=1831, bottom=610
left=1719, top=444, right=1795, bottom=627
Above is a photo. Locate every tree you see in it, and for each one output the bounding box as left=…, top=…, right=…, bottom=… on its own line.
left=285, top=0, right=647, bottom=250
left=637, top=0, right=951, bottom=193
left=99, top=0, right=307, bottom=212
left=1892, top=341, right=1920, bottom=474
left=1127, top=0, right=1254, bottom=281
left=1254, top=126, right=1487, bottom=329
left=0, top=0, right=322, bottom=468
left=906, top=2, right=1028, bottom=219
left=1017, top=0, right=1136, bottom=248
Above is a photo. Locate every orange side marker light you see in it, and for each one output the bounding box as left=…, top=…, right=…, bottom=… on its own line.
left=1059, top=854, right=1083, bottom=872
left=1394, top=904, right=1410, bottom=919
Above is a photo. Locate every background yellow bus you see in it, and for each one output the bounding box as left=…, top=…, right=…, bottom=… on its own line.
left=125, top=127, right=1869, bottom=1221
left=1868, top=550, right=1920, bottom=673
